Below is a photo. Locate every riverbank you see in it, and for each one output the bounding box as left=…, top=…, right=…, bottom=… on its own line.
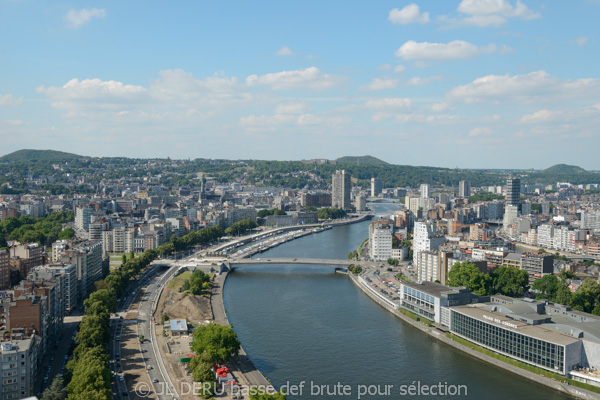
left=347, top=273, right=600, bottom=400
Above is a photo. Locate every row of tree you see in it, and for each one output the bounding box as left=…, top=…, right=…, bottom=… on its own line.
left=45, top=224, right=226, bottom=399
left=0, top=211, right=74, bottom=248
left=257, top=209, right=287, bottom=218
left=317, top=207, right=346, bottom=220
left=447, top=262, right=530, bottom=297
left=183, top=270, right=212, bottom=295
left=224, top=218, right=259, bottom=236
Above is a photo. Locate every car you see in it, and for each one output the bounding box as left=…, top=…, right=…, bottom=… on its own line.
left=115, top=356, right=120, bottom=361
left=146, top=365, right=152, bottom=370
left=115, top=335, right=121, bottom=341
left=119, top=376, right=124, bottom=382
left=141, top=349, right=147, bottom=353
left=152, top=378, right=159, bottom=383
left=64, top=355, right=68, bottom=360
left=122, top=392, right=128, bottom=397
left=50, top=356, right=54, bottom=361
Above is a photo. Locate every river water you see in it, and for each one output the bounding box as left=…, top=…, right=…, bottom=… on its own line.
left=223, top=202, right=572, bottom=399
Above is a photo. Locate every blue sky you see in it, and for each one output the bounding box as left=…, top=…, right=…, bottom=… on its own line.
left=1, top=1, right=599, bottom=169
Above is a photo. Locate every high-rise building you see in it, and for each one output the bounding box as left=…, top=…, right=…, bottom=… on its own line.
left=458, top=181, right=471, bottom=198
left=371, top=177, right=382, bottom=197
left=506, top=177, right=521, bottom=207
left=75, top=207, right=92, bottom=231
left=420, top=184, right=430, bottom=199
left=332, top=170, right=351, bottom=210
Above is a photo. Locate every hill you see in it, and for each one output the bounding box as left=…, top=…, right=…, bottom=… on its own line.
left=542, top=164, right=586, bottom=174
left=336, top=155, right=389, bottom=166
left=0, top=149, right=85, bottom=163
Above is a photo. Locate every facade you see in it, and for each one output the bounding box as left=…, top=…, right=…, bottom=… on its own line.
left=0, top=251, right=9, bottom=290
left=400, top=281, right=480, bottom=324
left=0, top=331, right=40, bottom=400
left=75, top=207, right=92, bottom=231
left=370, top=177, right=382, bottom=197
left=332, top=170, right=351, bottom=210
left=413, top=222, right=445, bottom=254
left=370, top=224, right=392, bottom=261
left=9, top=244, right=44, bottom=280
left=506, top=177, right=521, bottom=207
left=458, top=181, right=470, bottom=198
left=355, top=195, right=366, bottom=212
left=59, top=241, right=103, bottom=298
left=502, top=252, right=554, bottom=284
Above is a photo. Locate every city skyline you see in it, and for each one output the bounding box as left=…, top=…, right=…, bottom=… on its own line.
left=1, top=1, right=599, bottom=169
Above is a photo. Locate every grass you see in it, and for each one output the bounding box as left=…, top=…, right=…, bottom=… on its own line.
left=167, top=270, right=192, bottom=291
left=397, top=307, right=433, bottom=327
left=445, top=332, right=600, bottom=394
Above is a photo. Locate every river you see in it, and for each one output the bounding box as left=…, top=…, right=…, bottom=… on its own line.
left=223, top=202, right=572, bottom=399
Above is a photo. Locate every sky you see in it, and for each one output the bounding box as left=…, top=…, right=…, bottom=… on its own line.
left=1, top=1, right=599, bottom=170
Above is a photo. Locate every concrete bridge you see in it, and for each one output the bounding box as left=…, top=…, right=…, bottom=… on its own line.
left=227, top=257, right=377, bottom=269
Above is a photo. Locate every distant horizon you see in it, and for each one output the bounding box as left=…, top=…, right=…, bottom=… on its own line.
left=1, top=1, right=599, bottom=169
left=1, top=148, right=596, bottom=172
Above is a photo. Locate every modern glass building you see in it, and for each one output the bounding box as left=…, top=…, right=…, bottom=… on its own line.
left=449, top=304, right=581, bottom=375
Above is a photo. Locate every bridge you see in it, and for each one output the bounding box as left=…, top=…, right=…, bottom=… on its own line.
left=227, top=257, right=377, bottom=269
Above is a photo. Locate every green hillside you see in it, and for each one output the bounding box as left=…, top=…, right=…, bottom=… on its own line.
left=542, top=164, right=586, bottom=174
left=336, top=155, right=389, bottom=166
left=0, top=149, right=85, bottom=163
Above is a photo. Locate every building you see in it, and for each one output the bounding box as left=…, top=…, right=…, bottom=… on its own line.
left=371, top=177, right=382, bottom=197
left=75, top=207, right=92, bottom=231
left=332, top=170, right=351, bottom=210
left=458, top=181, right=470, bottom=198
left=503, top=204, right=519, bottom=235
left=446, top=297, right=600, bottom=377
left=501, top=252, right=554, bottom=284
left=0, top=330, right=40, bottom=399
left=29, top=263, right=78, bottom=314
left=413, top=222, right=445, bottom=255
left=400, top=281, right=480, bottom=324
left=0, top=250, right=9, bottom=290
left=355, top=195, right=366, bottom=212
left=169, top=319, right=189, bottom=336
left=506, top=177, right=521, bottom=208
left=9, top=243, right=44, bottom=280
left=59, top=241, right=103, bottom=298
left=370, top=223, right=392, bottom=261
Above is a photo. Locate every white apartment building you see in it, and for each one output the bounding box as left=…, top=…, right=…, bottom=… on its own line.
left=371, top=225, right=392, bottom=261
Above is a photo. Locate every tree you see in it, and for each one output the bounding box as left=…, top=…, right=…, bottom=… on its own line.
left=532, top=274, right=560, bottom=300
left=42, top=376, right=66, bottom=400
left=447, top=262, right=490, bottom=296
left=250, top=392, right=287, bottom=400
left=129, top=250, right=135, bottom=260
left=490, top=266, right=529, bottom=297
left=387, top=258, right=399, bottom=266
left=188, top=353, right=215, bottom=383
left=121, top=254, right=127, bottom=265
left=58, top=227, right=75, bottom=240
left=191, top=324, right=241, bottom=364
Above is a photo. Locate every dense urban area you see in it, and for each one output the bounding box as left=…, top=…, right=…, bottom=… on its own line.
left=3, top=150, right=600, bottom=399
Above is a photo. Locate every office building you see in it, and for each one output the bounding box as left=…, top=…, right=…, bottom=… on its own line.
left=506, top=177, right=521, bottom=207
left=370, top=222, right=392, bottom=261
left=332, top=170, right=351, bottom=210
left=458, top=181, right=470, bottom=198
left=371, top=177, right=382, bottom=197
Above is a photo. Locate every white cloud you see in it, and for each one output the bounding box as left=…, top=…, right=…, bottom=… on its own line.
left=447, top=70, right=600, bottom=104
left=365, top=98, right=412, bottom=109
left=430, top=102, right=451, bottom=112
left=395, top=40, right=504, bottom=60
left=379, top=64, right=392, bottom=70
left=276, top=46, right=294, bottom=56
left=275, top=102, right=309, bottom=115
left=65, top=8, right=106, bottom=29
left=575, top=37, right=588, bottom=46
left=388, top=4, right=430, bottom=24
left=240, top=113, right=350, bottom=131
left=519, top=109, right=563, bottom=123
left=245, top=67, right=345, bottom=90
left=359, top=78, right=399, bottom=91
left=394, top=65, right=406, bottom=73
left=0, top=94, right=22, bottom=107
left=441, top=0, right=540, bottom=28
left=468, top=127, right=493, bottom=136
left=458, top=0, right=540, bottom=19
left=405, top=75, right=443, bottom=86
